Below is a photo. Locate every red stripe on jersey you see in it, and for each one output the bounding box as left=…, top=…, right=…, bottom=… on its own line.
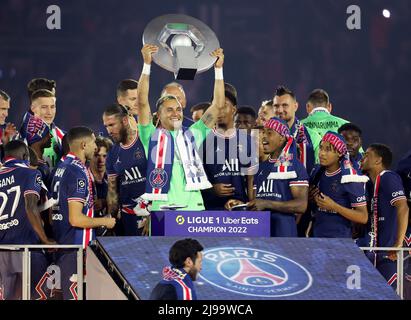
left=176, top=278, right=192, bottom=300
left=387, top=273, right=397, bottom=286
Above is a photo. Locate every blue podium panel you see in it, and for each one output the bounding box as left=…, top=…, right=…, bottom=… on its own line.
left=151, top=211, right=270, bottom=237
left=93, top=237, right=399, bottom=300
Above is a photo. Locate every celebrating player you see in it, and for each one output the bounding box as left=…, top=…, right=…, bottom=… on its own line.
left=200, top=83, right=257, bottom=210
left=136, top=44, right=225, bottom=211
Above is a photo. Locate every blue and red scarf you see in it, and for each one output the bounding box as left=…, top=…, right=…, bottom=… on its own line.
left=19, top=112, right=50, bottom=145
left=290, top=118, right=315, bottom=173
left=322, top=131, right=368, bottom=183
left=264, top=117, right=299, bottom=180
left=160, top=266, right=197, bottom=300
left=142, top=127, right=211, bottom=201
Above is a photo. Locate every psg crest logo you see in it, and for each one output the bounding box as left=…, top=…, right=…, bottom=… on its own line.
left=134, top=150, right=144, bottom=160
left=149, top=168, right=168, bottom=188
left=199, top=247, right=312, bottom=298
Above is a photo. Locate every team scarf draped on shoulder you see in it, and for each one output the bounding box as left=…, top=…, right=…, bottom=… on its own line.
left=290, top=118, right=315, bottom=171
left=321, top=131, right=369, bottom=183
left=50, top=123, right=65, bottom=151
left=160, top=266, right=197, bottom=300
left=2, top=157, right=30, bottom=168
left=142, top=127, right=211, bottom=201
left=19, top=112, right=50, bottom=145
left=264, top=117, right=299, bottom=180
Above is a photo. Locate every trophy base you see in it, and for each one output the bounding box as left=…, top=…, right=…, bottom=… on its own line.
left=175, top=68, right=197, bottom=80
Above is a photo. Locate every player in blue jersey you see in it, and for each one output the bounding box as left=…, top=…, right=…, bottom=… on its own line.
left=397, top=148, right=411, bottom=245
left=0, top=140, right=55, bottom=299
left=396, top=148, right=411, bottom=298
left=19, top=111, right=52, bottom=184
left=338, top=123, right=365, bottom=239
left=53, top=127, right=116, bottom=299
left=0, top=141, right=54, bottom=245
left=201, top=83, right=257, bottom=210
left=338, top=123, right=363, bottom=173
left=49, top=135, right=71, bottom=232
left=227, top=117, right=309, bottom=237
left=310, top=131, right=369, bottom=238
left=103, top=104, right=148, bottom=236
left=150, top=238, right=203, bottom=300
left=98, top=79, right=139, bottom=138
left=272, top=86, right=321, bottom=237
left=19, top=111, right=54, bottom=238
left=359, top=144, right=409, bottom=289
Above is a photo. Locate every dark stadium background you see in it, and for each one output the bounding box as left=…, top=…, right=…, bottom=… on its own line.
left=1, top=0, right=410, bottom=164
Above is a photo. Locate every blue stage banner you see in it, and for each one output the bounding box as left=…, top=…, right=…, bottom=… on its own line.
left=157, top=211, right=270, bottom=237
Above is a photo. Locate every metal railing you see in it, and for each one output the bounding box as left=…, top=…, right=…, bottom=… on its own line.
left=359, top=246, right=410, bottom=300
left=1, top=244, right=408, bottom=300
left=0, top=245, right=83, bottom=300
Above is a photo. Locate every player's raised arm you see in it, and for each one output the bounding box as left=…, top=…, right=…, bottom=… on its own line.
left=137, top=44, right=158, bottom=126
left=25, top=193, right=56, bottom=245
left=200, top=48, right=225, bottom=129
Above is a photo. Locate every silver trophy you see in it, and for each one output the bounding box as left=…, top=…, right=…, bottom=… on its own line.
left=143, top=14, right=220, bottom=80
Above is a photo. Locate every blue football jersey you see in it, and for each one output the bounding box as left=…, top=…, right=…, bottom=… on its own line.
left=37, top=159, right=51, bottom=188
left=201, top=129, right=257, bottom=210
left=106, top=133, right=147, bottom=213
left=53, top=154, right=95, bottom=248
left=0, top=159, right=43, bottom=244
left=311, top=166, right=367, bottom=238
left=254, top=159, right=309, bottom=237
left=50, top=154, right=75, bottom=235
left=359, top=171, right=407, bottom=248
left=396, top=151, right=411, bottom=246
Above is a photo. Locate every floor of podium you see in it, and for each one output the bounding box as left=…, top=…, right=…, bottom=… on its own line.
left=91, top=237, right=399, bottom=300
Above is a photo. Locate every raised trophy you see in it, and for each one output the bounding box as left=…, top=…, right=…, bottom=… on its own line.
left=142, top=14, right=220, bottom=80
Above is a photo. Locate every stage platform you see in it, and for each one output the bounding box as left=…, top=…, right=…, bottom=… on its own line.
left=87, top=237, right=399, bottom=300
